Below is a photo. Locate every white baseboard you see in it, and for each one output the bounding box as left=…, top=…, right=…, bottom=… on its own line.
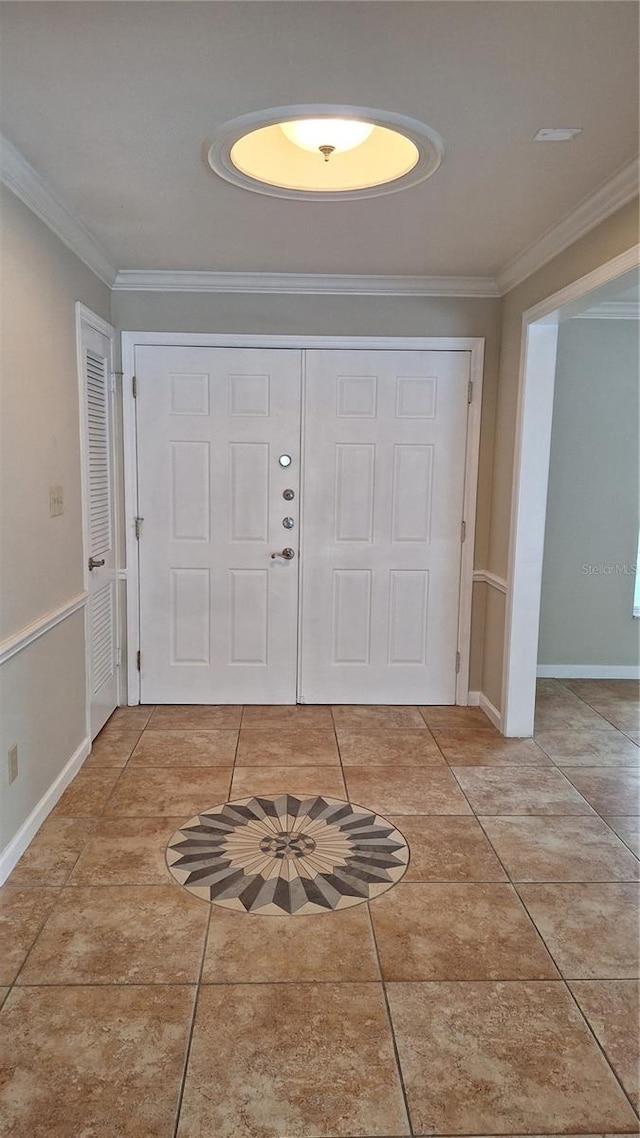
left=0, top=735, right=91, bottom=884
left=537, top=664, right=640, bottom=680
left=468, top=690, right=503, bottom=730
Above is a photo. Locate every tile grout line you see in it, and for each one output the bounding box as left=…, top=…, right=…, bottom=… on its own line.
left=558, top=678, right=640, bottom=746
left=171, top=904, right=212, bottom=1138
left=513, top=880, right=640, bottom=1123
left=7, top=884, right=65, bottom=991
left=365, top=900, right=415, bottom=1138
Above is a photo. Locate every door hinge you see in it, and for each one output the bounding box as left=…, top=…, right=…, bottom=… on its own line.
left=135, top=516, right=144, bottom=540
left=108, top=371, right=116, bottom=394
left=455, top=650, right=461, bottom=674
left=468, top=380, right=473, bottom=403
left=461, top=519, right=466, bottom=543
left=132, top=375, right=137, bottom=398
left=136, top=650, right=141, bottom=671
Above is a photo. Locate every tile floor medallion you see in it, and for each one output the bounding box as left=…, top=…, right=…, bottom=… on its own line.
left=166, top=794, right=409, bottom=914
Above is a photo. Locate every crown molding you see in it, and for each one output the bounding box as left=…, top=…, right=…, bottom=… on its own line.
left=113, top=269, right=500, bottom=297
left=496, top=158, right=640, bottom=296
left=574, top=300, right=639, bottom=320
left=2, top=134, right=636, bottom=300
left=0, top=135, right=117, bottom=287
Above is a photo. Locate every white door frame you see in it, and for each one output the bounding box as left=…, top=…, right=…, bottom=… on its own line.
left=75, top=302, right=119, bottom=736
left=121, top=333, right=485, bottom=706
left=501, top=244, right=640, bottom=737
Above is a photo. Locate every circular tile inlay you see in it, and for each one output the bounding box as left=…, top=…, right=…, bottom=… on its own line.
left=166, top=795, right=409, bottom=915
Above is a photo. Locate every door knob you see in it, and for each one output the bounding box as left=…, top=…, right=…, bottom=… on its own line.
left=88, top=557, right=105, bottom=571
left=271, top=548, right=295, bottom=560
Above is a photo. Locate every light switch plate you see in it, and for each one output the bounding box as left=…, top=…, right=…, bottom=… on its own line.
left=49, top=485, right=64, bottom=516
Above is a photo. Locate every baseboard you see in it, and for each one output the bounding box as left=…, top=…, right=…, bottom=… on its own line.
left=468, top=690, right=502, bottom=730
left=537, top=664, right=640, bottom=680
left=0, top=735, right=91, bottom=884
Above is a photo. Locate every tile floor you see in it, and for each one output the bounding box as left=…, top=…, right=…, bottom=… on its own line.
left=0, top=679, right=638, bottom=1137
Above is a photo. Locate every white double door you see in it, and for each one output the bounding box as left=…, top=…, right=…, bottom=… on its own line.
left=136, top=346, right=471, bottom=704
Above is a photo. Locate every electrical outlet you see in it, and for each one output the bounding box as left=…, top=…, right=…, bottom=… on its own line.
left=49, top=485, right=64, bottom=517
left=8, top=743, right=18, bottom=784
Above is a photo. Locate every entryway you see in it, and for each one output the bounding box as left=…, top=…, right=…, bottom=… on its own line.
left=126, top=338, right=482, bottom=705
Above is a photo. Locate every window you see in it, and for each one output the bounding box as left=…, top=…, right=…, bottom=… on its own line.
left=628, top=528, right=633, bottom=619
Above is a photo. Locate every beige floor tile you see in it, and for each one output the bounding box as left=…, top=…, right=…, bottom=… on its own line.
left=68, top=817, right=186, bottom=885
left=435, top=732, right=551, bottom=765
left=564, top=679, right=640, bottom=704
left=0, top=887, right=59, bottom=984
left=17, top=885, right=209, bottom=985
left=104, top=705, right=155, bottom=730
left=202, top=905, right=380, bottom=983
left=177, top=982, right=410, bottom=1137
left=518, top=883, right=640, bottom=978
left=53, top=769, right=122, bottom=816
left=241, top=704, right=334, bottom=728
left=148, top=705, right=242, bottom=730
left=606, top=815, right=640, bottom=856
left=104, top=767, right=232, bottom=816
left=536, top=727, right=640, bottom=767
left=128, top=729, right=237, bottom=767
left=230, top=765, right=347, bottom=800
left=392, top=815, right=507, bottom=881
left=0, top=984, right=194, bottom=1137
left=569, top=980, right=640, bottom=1111
left=337, top=728, right=444, bottom=766
left=345, top=765, right=472, bottom=815
left=84, top=729, right=142, bottom=768
left=236, top=727, right=340, bottom=766
left=480, top=816, right=640, bottom=881
left=0, top=987, right=8, bottom=1008
left=370, top=882, right=557, bottom=981
left=386, top=980, right=638, bottom=1136
left=419, top=705, right=498, bottom=731
left=534, top=706, right=610, bottom=731
left=562, top=768, right=640, bottom=815
left=453, top=766, right=595, bottom=815
left=332, top=704, right=426, bottom=730
left=7, top=817, right=97, bottom=886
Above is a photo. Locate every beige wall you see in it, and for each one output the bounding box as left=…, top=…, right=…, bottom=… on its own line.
left=484, top=197, right=640, bottom=709
left=113, top=289, right=503, bottom=689
left=0, top=185, right=111, bottom=855
left=538, top=317, right=639, bottom=667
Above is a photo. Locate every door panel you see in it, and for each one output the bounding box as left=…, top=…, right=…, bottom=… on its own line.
left=299, top=350, right=470, bottom=704
left=83, top=326, right=118, bottom=737
left=136, top=347, right=301, bottom=703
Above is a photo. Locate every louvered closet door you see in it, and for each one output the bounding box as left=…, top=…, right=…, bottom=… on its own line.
left=83, top=325, right=118, bottom=736
left=300, top=350, right=471, bottom=704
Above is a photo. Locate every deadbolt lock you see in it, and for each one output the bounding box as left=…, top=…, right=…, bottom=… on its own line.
left=282, top=517, right=295, bottom=529
left=282, top=488, right=295, bottom=501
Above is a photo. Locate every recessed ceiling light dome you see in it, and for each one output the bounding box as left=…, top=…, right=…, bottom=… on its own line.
left=207, top=105, right=444, bottom=201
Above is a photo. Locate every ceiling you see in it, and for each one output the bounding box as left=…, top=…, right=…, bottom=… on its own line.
left=1, top=1, right=638, bottom=278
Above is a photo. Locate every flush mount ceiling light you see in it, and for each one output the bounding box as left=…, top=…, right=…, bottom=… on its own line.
left=207, top=105, right=444, bottom=200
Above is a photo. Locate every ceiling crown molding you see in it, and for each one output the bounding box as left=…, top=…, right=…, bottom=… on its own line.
left=0, top=135, right=117, bottom=286
left=113, top=270, right=500, bottom=297
left=496, top=158, right=640, bottom=296
left=574, top=301, right=639, bottom=320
